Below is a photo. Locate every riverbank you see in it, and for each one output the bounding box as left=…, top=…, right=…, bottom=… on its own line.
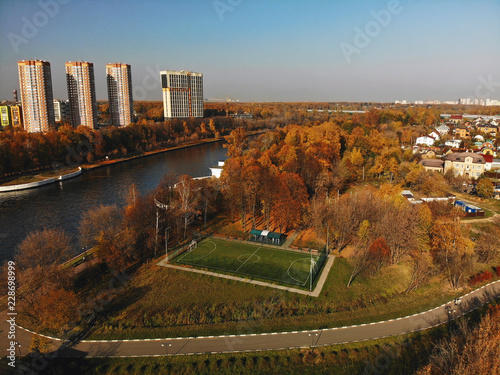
left=82, top=136, right=226, bottom=173
left=0, top=167, right=83, bottom=192
left=0, top=129, right=267, bottom=193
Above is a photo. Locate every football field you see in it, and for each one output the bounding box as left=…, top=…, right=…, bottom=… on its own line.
left=172, top=238, right=323, bottom=289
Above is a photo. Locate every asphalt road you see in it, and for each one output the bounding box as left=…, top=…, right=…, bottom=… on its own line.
left=2, top=280, right=498, bottom=362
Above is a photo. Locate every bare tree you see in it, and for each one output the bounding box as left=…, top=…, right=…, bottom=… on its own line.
left=347, top=220, right=371, bottom=287
left=176, top=174, right=200, bottom=239
left=78, top=204, right=122, bottom=249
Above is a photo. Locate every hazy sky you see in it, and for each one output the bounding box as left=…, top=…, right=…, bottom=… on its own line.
left=1, top=0, right=499, bottom=102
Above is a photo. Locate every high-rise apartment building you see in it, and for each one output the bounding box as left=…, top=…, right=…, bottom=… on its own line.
left=18, top=60, right=55, bottom=133
left=0, top=106, right=11, bottom=127
left=10, top=105, right=23, bottom=127
left=65, top=61, right=98, bottom=128
left=106, top=63, right=133, bottom=127
left=53, top=99, right=70, bottom=123
left=160, top=70, right=203, bottom=118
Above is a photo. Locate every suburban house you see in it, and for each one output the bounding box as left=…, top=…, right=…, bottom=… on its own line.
left=415, top=136, right=437, bottom=147
left=436, top=124, right=450, bottom=135
left=445, top=139, right=462, bottom=148
left=454, top=125, right=470, bottom=138
left=419, top=158, right=445, bottom=172
left=477, top=123, right=498, bottom=135
left=428, top=130, right=441, bottom=141
left=420, top=150, right=437, bottom=159
left=481, top=154, right=494, bottom=171
left=443, top=152, right=486, bottom=178
left=449, top=115, right=463, bottom=123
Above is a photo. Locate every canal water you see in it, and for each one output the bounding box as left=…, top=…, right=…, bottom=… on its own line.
left=0, top=141, right=227, bottom=261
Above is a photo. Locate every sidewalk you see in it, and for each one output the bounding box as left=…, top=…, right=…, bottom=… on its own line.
left=283, top=230, right=300, bottom=249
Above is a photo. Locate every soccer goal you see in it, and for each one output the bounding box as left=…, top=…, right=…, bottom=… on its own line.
left=188, top=240, right=197, bottom=251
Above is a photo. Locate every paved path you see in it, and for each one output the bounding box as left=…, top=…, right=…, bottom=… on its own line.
left=283, top=230, right=300, bottom=249
left=2, top=280, right=499, bottom=364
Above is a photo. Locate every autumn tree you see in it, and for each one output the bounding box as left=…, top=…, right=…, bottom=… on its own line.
left=430, top=211, right=476, bottom=288
left=224, top=127, right=247, bottom=158
left=15, top=229, right=76, bottom=326
left=476, top=178, right=494, bottom=198
left=271, top=172, right=308, bottom=233
left=347, top=220, right=371, bottom=287
left=375, top=203, right=419, bottom=264
left=79, top=204, right=123, bottom=249
left=367, top=237, right=390, bottom=273
left=474, top=220, right=500, bottom=263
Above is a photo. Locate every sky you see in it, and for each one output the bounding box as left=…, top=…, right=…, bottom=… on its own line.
left=1, top=0, right=500, bottom=103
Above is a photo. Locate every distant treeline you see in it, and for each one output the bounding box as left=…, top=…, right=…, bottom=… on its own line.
left=0, top=116, right=269, bottom=178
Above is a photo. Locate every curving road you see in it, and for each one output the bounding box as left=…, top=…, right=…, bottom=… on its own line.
left=2, top=280, right=499, bottom=364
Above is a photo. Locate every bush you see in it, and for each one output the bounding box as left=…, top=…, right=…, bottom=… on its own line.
left=469, top=270, right=493, bottom=286
left=494, top=266, right=500, bottom=277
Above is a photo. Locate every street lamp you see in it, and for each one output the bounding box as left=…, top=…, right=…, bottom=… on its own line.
left=308, top=332, right=318, bottom=348
left=165, top=227, right=171, bottom=262
left=161, top=343, right=172, bottom=356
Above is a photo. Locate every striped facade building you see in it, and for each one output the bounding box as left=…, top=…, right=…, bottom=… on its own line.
left=106, top=63, right=133, bottom=127
left=65, top=61, right=98, bottom=128
left=160, top=70, right=203, bottom=118
left=17, top=60, right=55, bottom=133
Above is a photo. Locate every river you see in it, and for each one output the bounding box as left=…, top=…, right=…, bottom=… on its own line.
left=0, top=141, right=227, bottom=261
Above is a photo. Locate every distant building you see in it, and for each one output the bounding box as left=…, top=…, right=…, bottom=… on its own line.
left=443, top=152, right=485, bottom=178
left=449, top=115, right=463, bottom=123
left=160, top=70, right=203, bottom=118
left=485, top=99, right=500, bottom=106
left=419, top=159, right=445, bottom=173
left=444, top=139, right=462, bottom=148
left=66, top=61, right=98, bottom=128
left=209, top=161, right=225, bottom=178
left=53, top=100, right=70, bottom=123
left=10, top=105, right=22, bottom=127
left=415, top=136, right=436, bottom=147
left=454, top=126, right=470, bottom=138
left=476, top=123, right=498, bottom=135
left=0, top=106, right=11, bottom=127
left=18, top=60, right=55, bottom=132
left=106, top=63, right=133, bottom=127
left=13, top=89, right=18, bottom=103
left=435, top=124, right=450, bottom=135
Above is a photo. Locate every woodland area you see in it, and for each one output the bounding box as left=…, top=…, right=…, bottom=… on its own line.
left=2, top=103, right=500, bottom=374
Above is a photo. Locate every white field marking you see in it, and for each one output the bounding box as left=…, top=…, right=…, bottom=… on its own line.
left=286, top=257, right=313, bottom=285
left=177, top=240, right=217, bottom=262
left=237, top=253, right=261, bottom=265
left=235, top=247, right=261, bottom=273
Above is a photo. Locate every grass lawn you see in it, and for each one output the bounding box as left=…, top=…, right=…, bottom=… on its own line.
left=172, top=238, right=321, bottom=289
left=82, top=255, right=471, bottom=340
